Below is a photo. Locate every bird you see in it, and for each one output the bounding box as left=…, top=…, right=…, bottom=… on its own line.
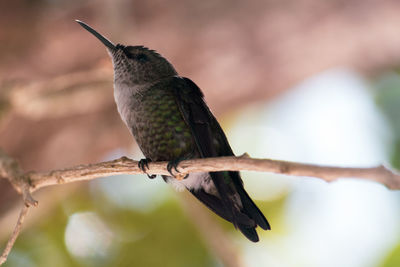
left=76, top=20, right=270, bottom=242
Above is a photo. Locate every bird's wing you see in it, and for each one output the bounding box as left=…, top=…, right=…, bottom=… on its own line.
left=170, top=76, right=270, bottom=241
left=170, top=77, right=232, bottom=157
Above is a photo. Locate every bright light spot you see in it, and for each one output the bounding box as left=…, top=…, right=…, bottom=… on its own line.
left=266, top=69, right=391, bottom=166
left=65, top=212, right=114, bottom=260
left=229, top=69, right=391, bottom=166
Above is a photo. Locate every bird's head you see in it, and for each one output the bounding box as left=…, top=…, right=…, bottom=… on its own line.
left=76, top=20, right=177, bottom=86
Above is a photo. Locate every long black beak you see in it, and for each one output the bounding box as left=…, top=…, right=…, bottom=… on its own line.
left=75, top=20, right=116, bottom=51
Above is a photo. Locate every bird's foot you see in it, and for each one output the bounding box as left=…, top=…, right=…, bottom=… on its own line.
left=138, top=158, right=156, bottom=179
left=167, top=158, right=188, bottom=180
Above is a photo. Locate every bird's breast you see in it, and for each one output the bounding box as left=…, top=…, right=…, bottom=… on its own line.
left=114, top=83, right=195, bottom=161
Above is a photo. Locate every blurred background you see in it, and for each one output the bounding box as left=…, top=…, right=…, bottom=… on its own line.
left=1, top=0, right=400, bottom=266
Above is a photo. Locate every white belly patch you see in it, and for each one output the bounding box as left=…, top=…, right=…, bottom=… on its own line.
left=166, top=172, right=217, bottom=195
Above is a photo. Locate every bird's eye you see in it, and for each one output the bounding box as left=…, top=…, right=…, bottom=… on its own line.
left=136, top=53, right=148, bottom=62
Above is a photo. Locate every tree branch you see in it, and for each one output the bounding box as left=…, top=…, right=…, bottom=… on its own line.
left=24, top=155, right=400, bottom=192
left=1, top=149, right=400, bottom=265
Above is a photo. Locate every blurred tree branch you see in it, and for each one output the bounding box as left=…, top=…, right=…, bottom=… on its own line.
left=3, top=68, right=113, bottom=121
left=1, top=149, right=400, bottom=265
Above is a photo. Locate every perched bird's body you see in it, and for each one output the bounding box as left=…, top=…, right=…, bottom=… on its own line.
left=77, top=21, right=270, bottom=242
left=115, top=76, right=194, bottom=162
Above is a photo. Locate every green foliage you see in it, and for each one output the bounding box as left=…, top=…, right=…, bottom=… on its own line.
left=381, top=241, right=400, bottom=267
left=390, top=139, right=400, bottom=170
left=375, top=73, right=400, bottom=169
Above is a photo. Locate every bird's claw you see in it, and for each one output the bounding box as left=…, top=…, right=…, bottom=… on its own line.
left=166, top=161, right=179, bottom=175
left=138, top=158, right=156, bottom=179
left=167, top=158, right=188, bottom=180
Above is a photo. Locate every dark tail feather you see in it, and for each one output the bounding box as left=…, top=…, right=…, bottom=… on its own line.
left=209, top=172, right=258, bottom=229
left=190, top=188, right=259, bottom=242
left=238, top=225, right=259, bottom=242
left=230, top=171, right=271, bottom=230
left=191, top=189, right=255, bottom=228
left=191, top=171, right=270, bottom=242
left=231, top=172, right=271, bottom=230
left=190, top=189, right=233, bottom=222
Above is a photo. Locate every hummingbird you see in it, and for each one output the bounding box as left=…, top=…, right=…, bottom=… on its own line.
left=76, top=20, right=270, bottom=242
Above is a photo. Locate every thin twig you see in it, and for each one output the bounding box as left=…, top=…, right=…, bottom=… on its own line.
left=0, top=151, right=37, bottom=266
left=0, top=205, right=30, bottom=265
